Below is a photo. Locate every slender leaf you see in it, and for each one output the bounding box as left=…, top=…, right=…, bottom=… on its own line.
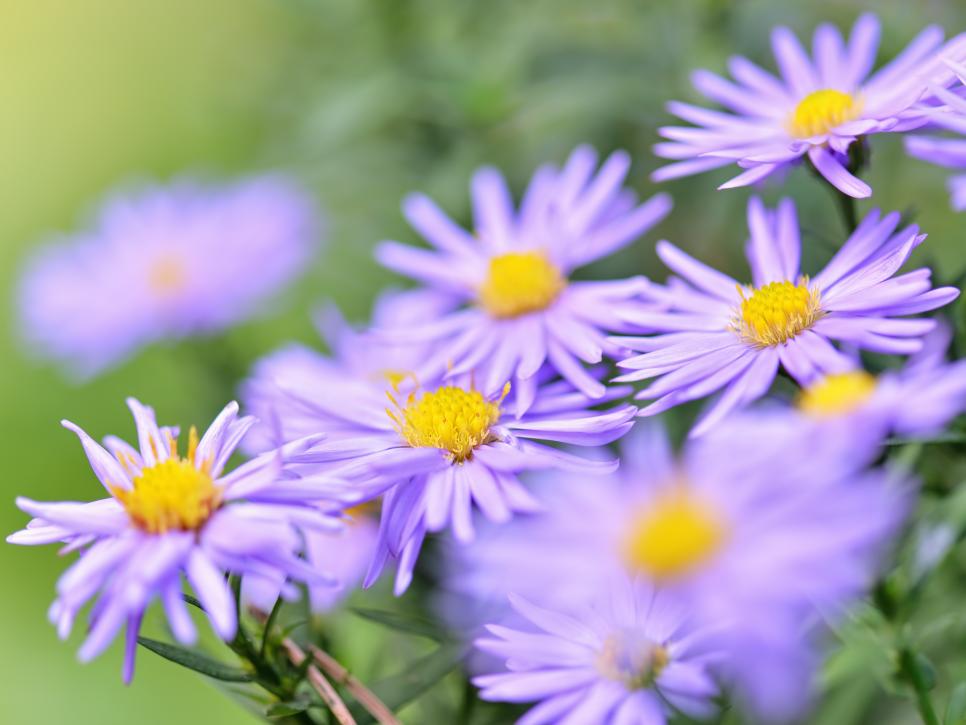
left=138, top=636, right=254, bottom=682
left=945, top=683, right=966, bottom=725
left=267, top=700, right=311, bottom=718
left=350, top=606, right=445, bottom=641
left=350, top=643, right=466, bottom=724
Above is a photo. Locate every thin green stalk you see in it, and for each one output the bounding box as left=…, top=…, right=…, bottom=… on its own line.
left=898, top=648, right=940, bottom=725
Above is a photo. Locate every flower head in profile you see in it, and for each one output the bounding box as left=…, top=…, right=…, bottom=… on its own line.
left=905, top=60, right=966, bottom=210
left=18, top=175, right=319, bottom=377
left=615, top=196, right=958, bottom=435
left=254, top=347, right=636, bottom=594
left=790, top=324, right=966, bottom=452
left=7, top=399, right=345, bottom=682
left=374, top=145, right=671, bottom=412
left=443, top=422, right=909, bottom=722
left=654, top=14, right=966, bottom=197
left=474, top=578, right=720, bottom=725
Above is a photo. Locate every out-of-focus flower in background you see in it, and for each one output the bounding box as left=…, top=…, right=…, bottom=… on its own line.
left=17, top=174, right=320, bottom=378
left=615, top=196, right=958, bottom=435
left=905, top=60, right=966, bottom=210
left=654, top=14, right=966, bottom=197
left=443, top=422, right=909, bottom=722
left=474, top=577, right=721, bottom=725
left=6, top=399, right=346, bottom=683
left=374, top=145, right=671, bottom=412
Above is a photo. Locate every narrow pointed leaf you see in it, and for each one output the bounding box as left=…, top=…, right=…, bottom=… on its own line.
left=351, top=607, right=445, bottom=641
left=138, top=636, right=254, bottom=682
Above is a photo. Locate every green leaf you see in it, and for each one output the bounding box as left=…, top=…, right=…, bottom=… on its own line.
left=945, top=683, right=966, bottom=725
left=266, top=700, right=310, bottom=718
left=138, top=636, right=254, bottom=682
left=350, top=643, right=466, bottom=724
left=915, top=653, right=938, bottom=692
left=351, top=606, right=445, bottom=641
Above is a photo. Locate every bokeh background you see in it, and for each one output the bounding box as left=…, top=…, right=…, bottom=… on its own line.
left=3, top=1, right=966, bottom=723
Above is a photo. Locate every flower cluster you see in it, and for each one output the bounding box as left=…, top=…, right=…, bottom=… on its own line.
left=8, top=11, right=966, bottom=725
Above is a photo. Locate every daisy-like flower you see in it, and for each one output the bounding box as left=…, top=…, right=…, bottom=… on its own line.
left=615, top=196, right=959, bottom=436
left=18, top=174, right=319, bottom=378
left=905, top=61, right=966, bottom=210
left=7, top=399, right=346, bottom=682
left=261, top=363, right=636, bottom=594
left=796, top=326, right=966, bottom=447
left=654, top=14, right=966, bottom=197
left=442, top=423, right=909, bottom=722
left=474, top=577, right=720, bottom=725
left=374, top=145, right=672, bottom=412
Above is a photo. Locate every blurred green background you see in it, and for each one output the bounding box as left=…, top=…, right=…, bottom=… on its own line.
left=3, top=1, right=966, bottom=722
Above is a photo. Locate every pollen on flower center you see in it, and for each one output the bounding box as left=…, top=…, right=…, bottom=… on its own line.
left=798, top=370, right=877, bottom=417
left=734, top=279, right=822, bottom=347
left=387, top=383, right=509, bottom=463
left=597, top=631, right=670, bottom=690
left=479, top=251, right=566, bottom=318
left=113, top=427, right=221, bottom=534
left=148, top=255, right=188, bottom=296
left=625, top=489, right=726, bottom=580
left=788, top=89, right=862, bottom=138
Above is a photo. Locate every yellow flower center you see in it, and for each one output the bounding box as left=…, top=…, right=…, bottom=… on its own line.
left=735, top=279, right=822, bottom=347
left=148, top=254, right=188, bottom=296
left=598, top=633, right=670, bottom=690
left=788, top=89, right=862, bottom=138
left=625, top=489, right=726, bottom=581
left=479, top=251, right=566, bottom=318
left=387, top=383, right=509, bottom=463
left=112, top=427, right=221, bottom=534
left=798, top=370, right=877, bottom=417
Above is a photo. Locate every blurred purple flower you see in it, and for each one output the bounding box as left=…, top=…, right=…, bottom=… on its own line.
left=474, top=577, right=721, bottom=725
left=442, top=422, right=909, bottom=722
left=654, top=14, right=966, bottom=197
left=905, top=60, right=966, bottom=210
left=615, top=196, right=958, bottom=436
left=18, top=175, right=319, bottom=378
left=374, top=145, right=671, bottom=413
left=7, top=399, right=345, bottom=682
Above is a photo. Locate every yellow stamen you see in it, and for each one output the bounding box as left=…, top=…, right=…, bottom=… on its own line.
left=148, top=254, right=188, bottom=296
left=388, top=382, right=509, bottom=463
left=788, top=89, right=862, bottom=138
left=734, top=279, right=821, bottom=347
left=479, top=251, right=566, bottom=318
left=798, top=370, right=877, bottom=417
left=113, top=455, right=221, bottom=534
left=625, top=489, right=726, bottom=580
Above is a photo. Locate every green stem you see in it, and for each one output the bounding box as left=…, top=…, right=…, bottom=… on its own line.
left=833, top=189, right=858, bottom=235
left=898, top=648, right=940, bottom=725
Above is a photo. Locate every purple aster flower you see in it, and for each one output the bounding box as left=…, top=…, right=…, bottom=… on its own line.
left=615, top=196, right=959, bottom=436
left=474, top=577, right=721, bottom=725
left=442, top=423, right=909, bottom=722
left=262, top=361, right=636, bottom=594
left=374, top=145, right=672, bottom=412
left=906, top=60, right=966, bottom=210
left=789, top=323, right=966, bottom=447
left=18, top=175, right=319, bottom=378
left=7, top=399, right=346, bottom=682
left=654, top=14, right=966, bottom=197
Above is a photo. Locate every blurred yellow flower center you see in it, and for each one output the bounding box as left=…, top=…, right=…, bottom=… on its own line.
left=479, top=251, right=566, bottom=318
left=113, top=427, right=221, bottom=534
left=625, top=489, right=726, bottom=580
left=735, top=279, right=821, bottom=347
left=148, top=254, right=188, bottom=296
left=798, top=371, right=877, bottom=417
left=598, top=634, right=669, bottom=689
left=788, top=89, right=861, bottom=138
left=387, top=383, right=509, bottom=463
